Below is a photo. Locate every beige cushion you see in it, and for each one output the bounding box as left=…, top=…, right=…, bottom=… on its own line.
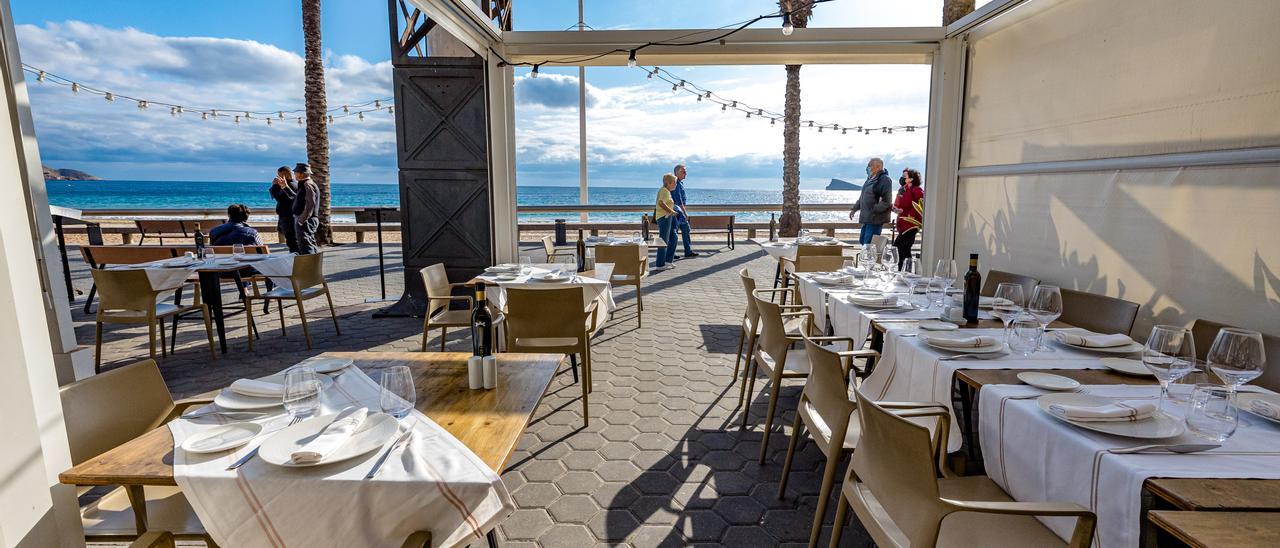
left=263, top=286, right=324, bottom=299
left=82, top=485, right=205, bottom=538
left=755, top=347, right=813, bottom=377
left=102, top=303, right=180, bottom=319
left=800, top=400, right=861, bottom=451
left=428, top=309, right=475, bottom=327
left=513, top=336, right=581, bottom=348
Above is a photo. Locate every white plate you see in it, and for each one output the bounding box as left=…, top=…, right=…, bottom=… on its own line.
left=921, top=333, right=1006, bottom=354
left=918, top=320, right=959, bottom=331
left=1099, top=357, right=1156, bottom=377
left=1056, top=338, right=1145, bottom=355
left=531, top=274, right=572, bottom=282
left=237, top=255, right=270, bottom=262
left=296, top=357, right=353, bottom=374
left=158, top=259, right=197, bottom=268
left=258, top=412, right=400, bottom=467
left=213, top=375, right=333, bottom=410
left=1235, top=392, right=1280, bottom=425
left=1018, top=372, right=1081, bottom=391
left=484, top=265, right=519, bottom=273
left=181, top=422, right=262, bottom=454
left=1038, top=393, right=1185, bottom=439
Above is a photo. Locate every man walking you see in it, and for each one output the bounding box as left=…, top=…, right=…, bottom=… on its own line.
left=848, top=157, right=893, bottom=245
left=292, top=162, right=321, bottom=254
left=672, top=164, right=698, bottom=258
left=270, top=166, right=299, bottom=252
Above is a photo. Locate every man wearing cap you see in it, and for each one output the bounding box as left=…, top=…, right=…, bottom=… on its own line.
left=292, top=162, right=321, bottom=254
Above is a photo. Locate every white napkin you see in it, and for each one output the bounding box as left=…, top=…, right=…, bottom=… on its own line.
left=1250, top=399, right=1280, bottom=419
left=1058, top=331, right=1135, bottom=348
left=922, top=334, right=1000, bottom=349
left=1048, top=400, right=1157, bottom=422
left=229, top=378, right=284, bottom=398
left=812, top=274, right=852, bottom=285
left=848, top=294, right=898, bottom=307
left=291, top=407, right=369, bottom=464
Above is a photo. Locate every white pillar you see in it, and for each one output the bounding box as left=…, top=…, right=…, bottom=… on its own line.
left=922, top=36, right=967, bottom=269
left=576, top=0, right=588, bottom=222
left=488, top=48, right=518, bottom=261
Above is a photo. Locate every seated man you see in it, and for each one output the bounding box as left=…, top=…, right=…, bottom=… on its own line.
left=210, top=204, right=263, bottom=246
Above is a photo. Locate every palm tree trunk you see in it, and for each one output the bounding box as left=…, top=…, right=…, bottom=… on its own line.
left=779, top=63, right=802, bottom=237
left=302, top=0, right=333, bottom=245
left=943, top=0, right=976, bottom=25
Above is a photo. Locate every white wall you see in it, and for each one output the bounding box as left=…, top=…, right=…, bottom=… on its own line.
left=954, top=0, right=1280, bottom=336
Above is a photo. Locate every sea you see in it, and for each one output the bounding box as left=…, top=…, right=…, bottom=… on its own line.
left=46, top=180, right=860, bottom=223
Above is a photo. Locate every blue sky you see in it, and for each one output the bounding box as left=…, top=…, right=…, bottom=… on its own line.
left=12, top=0, right=953, bottom=188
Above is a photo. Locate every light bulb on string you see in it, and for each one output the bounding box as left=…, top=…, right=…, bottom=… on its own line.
left=626, top=49, right=637, bottom=68
left=730, top=101, right=737, bottom=108
left=278, top=111, right=284, bottom=119
left=210, top=109, right=217, bottom=117
left=327, top=114, right=334, bottom=124
left=358, top=111, right=365, bottom=121
left=388, top=106, right=394, bottom=114
left=373, top=100, right=381, bottom=108
left=71, top=82, right=79, bottom=93
left=176, top=106, right=183, bottom=114
left=756, top=109, right=763, bottom=116
left=841, top=129, right=847, bottom=134
left=530, top=64, right=539, bottom=78
left=818, top=126, right=822, bottom=132
left=297, top=117, right=303, bottom=126
left=807, top=121, right=814, bottom=127
left=782, top=13, right=795, bottom=36
left=266, top=118, right=273, bottom=127
left=342, top=105, right=350, bottom=113
left=244, top=112, right=251, bottom=119
left=770, top=118, right=776, bottom=126
left=234, top=115, right=240, bottom=124
left=696, top=95, right=702, bottom=102
left=36, top=70, right=45, bottom=83
left=721, top=104, right=727, bottom=111
left=746, top=112, right=751, bottom=118
left=137, top=100, right=148, bottom=110
left=672, top=83, right=678, bottom=91
left=201, top=112, right=208, bottom=120
left=169, top=107, right=177, bottom=116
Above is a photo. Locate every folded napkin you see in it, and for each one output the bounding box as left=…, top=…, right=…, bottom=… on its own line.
left=291, top=407, right=369, bottom=464
left=812, top=274, right=852, bottom=285
left=229, top=378, right=284, bottom=398
left=1058, top=331, right=1135, bottom=348
left=1250, top=399, right=1280, bottom=420
left=950, top=295, right=1012, bottom=307
left=848, top=294, right=898, bottom=307
left=923, top=334, right=1000, bottom=349
left=1048, top=400, right=1157, bottom=422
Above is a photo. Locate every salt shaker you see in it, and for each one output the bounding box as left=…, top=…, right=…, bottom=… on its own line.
left=482, top=355, right=497, bottom=389
left=467, top=356, right=483, bottom=390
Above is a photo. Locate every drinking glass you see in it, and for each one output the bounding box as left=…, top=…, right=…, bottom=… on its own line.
left=1207, top=328, right=1266, bottom=392
left=857, top=245, right=875, bottom=273
left=379, top=365, right=416, bottom=419
left=901, top=257, right=922, bottom=308
left=1170, top=360, right=1212, bottom=403
left=991, top=283, right=1026, bottom=343
left=282, top=367, right=322, bottom=420
left=1185, top=384, right=1238, bottom=442
left=933, top=259, right=957, bottom=284
left=519, top=256, right=533, bottom=275
left=881, top=248, right=899, bottom=286
left=1143, top=325, right=1197, bottom=412
left=201, top=248, right=216, bottom=261
left=1027, top=285, right=1063, bottom=351
left=1008, top=316, right=1041, bottom=356
left=232, top=243, right=245, bottom=259
left=926, top=277, right=947, bottom=310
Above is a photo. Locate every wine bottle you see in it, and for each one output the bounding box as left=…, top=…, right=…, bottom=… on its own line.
left=576, top=229, right=587, bottom=272
left=962, top=253, right=981, bottom=324
left=193, top=222, right=205, bottom=258
left=768, top=214, right=778, bottom=242
left=471, top=282, right=493, bottom=357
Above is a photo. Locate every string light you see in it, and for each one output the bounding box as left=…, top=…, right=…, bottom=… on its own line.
left=782, top=14, right=795, bottom=36
left=342, top=105, right=349, bottom=113
left=70, top=82, right=79, bottom=93
left=373, top=100, right=381, bottom=108
left=357, top=111, right=364, bottom=121
left=278, top=111, right=285, bottom=119
left=201, top=112, right=208, bottom=120
left=36, top=70, right=45, bottom=83
left=530, top=64, right=539, bottom=78
left=297, top=117, right=303, bottom=126
left=136, top=100, right=147, bottom=109
left=266, top=118, right=272, bottom=127
left=626, top=49, right=637, bottom=68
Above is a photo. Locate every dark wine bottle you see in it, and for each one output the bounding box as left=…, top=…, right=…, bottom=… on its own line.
left=962, top=253, right=981, bottom=324
left=471, top=282, right=493, bottom=357
left=576, top=229, right=587, bottom=272
left=193, top=223, right=205, bottom=257
left=768, top=213, right=778, bottom=242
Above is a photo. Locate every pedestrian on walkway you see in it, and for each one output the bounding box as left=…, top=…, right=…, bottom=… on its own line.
left=672, top=164, right=699, bottom=259
left=892, top=168, right=925, bottom=267
left=848, top=157, right=894, bottom=245
left=269, top=166, right=299, bottom=252
left=292, top=162, right=320, bottom=254
left=654, top=173, right=680, bottom=270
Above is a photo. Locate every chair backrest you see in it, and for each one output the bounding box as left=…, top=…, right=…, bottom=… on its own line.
left=1191, top=319, right=1280, bottom=391
left=81, top=245, right=176, bottom=267
left=90, top=268, right=159, bottom=313
left=290, top=252, right=326, bottom=290
left=505, top=287, right=588, bottom=342
left=870, top=234, right=890, bottom=255
left=594, top=244, right=644, bottom=279
left=420, top=264, right=455, bottom=317
left=802, top=338, right=857, bottom=447
left=1191, top=318, right=1233, bottom=363
left=794, top=244, right=845, bottom=259
left=135, top=220, right=188, bottom=238
left=981, top=269, right=1039, bottom=298
left=1059, top=288, right=1140, bottom=335
left=60, top=359, right=175, bottom=465
left=792, top=255, right=847, bottom=274
left=541, top=235, right=557, bottom=255
left=751, top=291, right=794, bottom=369
left=738, top=268, right=759, bottom=328
left=687, top=215, right=734, bottom=229
left=851, top=390, right=949, bottom=547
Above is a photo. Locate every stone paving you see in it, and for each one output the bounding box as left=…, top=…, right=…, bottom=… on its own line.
left=70, top=240, right=872, bottom=547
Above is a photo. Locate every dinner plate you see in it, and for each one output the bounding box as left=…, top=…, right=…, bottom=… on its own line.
left=917, top=320, right=959, bottom=331
left=921, top=334, right=1006, bottom=354
left=215, top=258, right=240, bottom=266
left=213, top=375, right=334, bottom=410
left=258, top=412, right=400, bottom=467
left=531, top=274, right=573, bottom=282
left=1038, top=393, right=1185, bottom=439
left=1234, top=392, right=1280, bottom=425
left=1098, top=357, right=1156, bottom=377
left=1057, top=339, right=1144, bottom=354
left=181, top=422, right=262, bottom=454
left=296, top=357, right=354, bottom=374
left=484, top=265, right=519, bottom=273
left=158, top=258, right=198, bottom=268
left=237, top=254, right=270, bottom=262
left=1017, top=372, right=1081, bottom=391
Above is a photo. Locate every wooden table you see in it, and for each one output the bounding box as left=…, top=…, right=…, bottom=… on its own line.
left=59, top=352, right=563, bottom=487
left=1148, top=511, right=1280, bottom=547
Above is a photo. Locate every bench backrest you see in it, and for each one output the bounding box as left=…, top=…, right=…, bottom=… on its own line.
left=168, top=245, right=270, bottom=255
left=135, top=220, right=189, bottom=237
left=687, top=215, right=735, bottom=229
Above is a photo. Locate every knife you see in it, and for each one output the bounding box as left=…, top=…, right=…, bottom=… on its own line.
left=1110, top=443, right=1221, bottom=454
left=365, top=428, right=413, bottom=480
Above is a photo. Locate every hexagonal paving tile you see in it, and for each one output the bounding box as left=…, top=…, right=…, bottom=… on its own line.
left=521, top=460, right=567, bottom=482
left=501, top=509, right=554, bottom=540
left=511, top=483, right=560, bottom=509
left=558, top=470, right=605, bottom=495
left=547, top=494, right=599, bottom=524
left=588, top=509, right=640, bottom=542
left=595, top=460, right=641, bottom=482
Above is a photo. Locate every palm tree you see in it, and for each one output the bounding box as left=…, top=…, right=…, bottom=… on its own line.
left=943, top=0, right=975, bottom=25
left=302, top=0, right=333, bottom=245
left=777, top=0, right=813, bottom=237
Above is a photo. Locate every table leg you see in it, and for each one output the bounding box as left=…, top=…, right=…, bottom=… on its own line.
left=487, top=529, right=499, bottom=548
left=199, top=270, right=227, bottom=353
left=866, top=327, right=886, bottom=373
left=126, top=484, right=149, bottom=534
left=954, top=379, right=983, bottom=475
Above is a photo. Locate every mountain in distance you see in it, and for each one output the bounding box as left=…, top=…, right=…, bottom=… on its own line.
left=825, top=178, right=861, bottom=191
left=43, top=165, right=100, bottom=181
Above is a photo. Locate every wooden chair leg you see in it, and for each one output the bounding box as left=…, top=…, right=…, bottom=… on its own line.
left=569, top=354, right=579, bottom=383
left=809, top=448, right=845, bottom=547
left=277, top=299, right=288, bottom=338
left=584, top=340, right=593, bottom=394
left=758, top=374, right=783, bottom=464
left=246, top=299, right=258, bottom=351
left=296, top=297, right=312, bottom=349
left=148, top=320, right=157, bottom=361
left=732, top=326, right=746, bottom=382
left=94, top=321, right=104, bottom=373
left=829, top=488, right=850, bottom=548
left=439, top=327, right=447, bottom=351
left=579, top=349, right=590, bottom=427
left=158, top=317, right=167, bottom=358
left=325, top=291, right=340, bottom=335
left=421, top=320, right=431, bottom=352
left=739, top=357, right=760, bottom=429
left=169, top=310, right=179, bottom=354
left=201, top=305, right=216, bottom=359
left=778, top=411, right=805, bottom=498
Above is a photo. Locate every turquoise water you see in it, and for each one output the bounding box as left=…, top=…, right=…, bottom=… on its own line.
left=46, top=180, right=859, bottom=223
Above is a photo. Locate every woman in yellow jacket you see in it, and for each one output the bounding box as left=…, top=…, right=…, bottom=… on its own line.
left=654, top=173, right=680, bottom=269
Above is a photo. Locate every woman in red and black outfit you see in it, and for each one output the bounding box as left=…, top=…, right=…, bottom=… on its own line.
left=892, top=168, right=924, bottom=268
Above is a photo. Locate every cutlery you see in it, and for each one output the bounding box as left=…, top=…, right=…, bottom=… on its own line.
left=181, top=409, right=268, bottom=420
left=939, top=353, right=1009, bottom=361
left=365, top=428, right=414, bottom=480
left=227, top=415, right=303, bottom=470
left=1110, top=443, right=1221, bottom=454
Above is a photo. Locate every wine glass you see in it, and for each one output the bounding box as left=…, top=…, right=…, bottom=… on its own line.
left=857, top=245, right=875, bottom=273
left=1185, top=385, right=1238, bottom=442
left=282, top=367, right=322, bottom=420
left=926, top=276, right=947, bottom=310
left=1143, top=325, right=1197, bottom=413
left=519, top=256, right=533, bottom=276
left=881, top=248, right=899, bottom=286
left=379, top=365, right=416, bottom=419
left=991, top=283, right=1025, bottom=343
left=232, top=243, right=245, bottom=260
left=933, top=259, right=957, bottom=283
left=1207, top=328, right=1266, bottom=393
left=201, top=248, right=216, bottom=261
left=1027, top=285, right=1063, bottom=351
left=1008, top=316, right=1042, bottom=356
left=901, top=256, right=922, bottom=308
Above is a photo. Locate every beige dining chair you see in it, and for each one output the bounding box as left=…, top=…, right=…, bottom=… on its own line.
left=829, top=390, right=1096, bottom=548
left=79, top=244, right=181, bottom=314
left=504, top=286, right=597, bottom=426
left=245, top=252, right=340, bottom=350
left=776, top=243, right=845, bottom=288
left=1191, top=318, right=1280, bottom=391
left=784, top=254, right=851, bottom=306
left=1058, top=288, right=1140, bottom=335
left=869, top=234, right=890, bottom=255
left=419, top=264, right=503, bottom=351
left=542, top=235, right=576, bottom=263
left=594, top=244, right=647, bottom=326
left=91, top=268, right=215, bottom=373
left=982, top=270, right=1039, bottom=298
left=733, top=269, right=810, bottom=389
left=61, top=359, right=215, bottom=545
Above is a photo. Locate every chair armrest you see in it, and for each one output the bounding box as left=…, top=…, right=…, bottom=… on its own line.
left=947, top=500, right=1094, bottom=518
left=131, top=530, right=176, bottom=548
left=400, top=531, right=432, bottom=548
left=780, top=311, right=814, bottom=318
left=754, top=287, right=793, bottom=294
left=427, top=295, right=474, bottom=304
left=777, top=304, right=809, bottom=310
left=834, top=349, right=878, bottom=359
left=164, top=397, right=215, bottom=423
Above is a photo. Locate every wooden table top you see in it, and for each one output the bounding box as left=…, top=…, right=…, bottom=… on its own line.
left=956, top=368, right=1159, bottom=389
left=1148, top=511, right=1280, bottom=547
left=1145, top=478, right=1280, bottom=511
left=59, top=351, right=563, bottom=487
left=873, top=318, right=1073, bottom=330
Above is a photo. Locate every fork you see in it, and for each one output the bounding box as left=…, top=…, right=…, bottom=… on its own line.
left=181, top=408, right=268, bottom=420
left=1109, top=443, right=1221, bottom=454
left=226, top=415, right=303, bottom=470
left=939, top=353, right=1008, bottom=361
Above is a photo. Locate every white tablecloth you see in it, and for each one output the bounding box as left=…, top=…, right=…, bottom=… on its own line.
left=169, top=365, right=514, bottom=548
left=245, top=254, right=296, bottom=290
left=979, top=384, right=1280, bottom=547
left=861, top=327, right=1117, bottom=451
left=122, top=254, right=297, bottom=291
left=749, top=238, right=851, bottom=262
left=112, top=264, right=194, bottom=292
left=483, top=264, right=617, bottom=334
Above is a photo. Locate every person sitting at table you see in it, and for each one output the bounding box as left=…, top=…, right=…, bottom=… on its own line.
left=654, top=173, right=680, bottom=270
left=210, top=204, right=263, bottom=246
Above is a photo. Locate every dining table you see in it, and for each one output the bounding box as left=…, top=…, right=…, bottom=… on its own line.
left=469, top=263, right=618, bottom=335
left=60, top=351, right=563, bottom=545
left=1148, top=511, right=1280, bottom=547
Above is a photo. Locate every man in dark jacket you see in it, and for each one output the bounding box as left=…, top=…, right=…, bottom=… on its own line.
left=210, top=204, right=263, bottom=246
left=269, top=166, right=299, bottom=252
left=848, top=157, right=893, bottom=245
left=292, top=162, right=321, bottom=254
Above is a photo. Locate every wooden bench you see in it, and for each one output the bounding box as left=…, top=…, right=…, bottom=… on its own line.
left=61, top=221, right=399, bottom=244
left=687, top=215, right=736, bottom=249
left=134, top=220, right=191, bottom=245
